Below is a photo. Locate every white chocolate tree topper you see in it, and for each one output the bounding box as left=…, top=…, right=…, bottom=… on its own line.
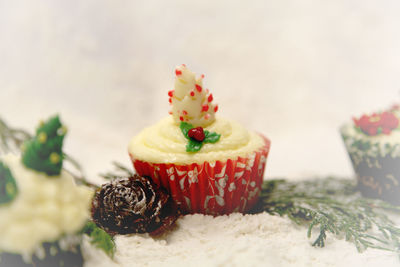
left=168, top=64, right=218, bottom=127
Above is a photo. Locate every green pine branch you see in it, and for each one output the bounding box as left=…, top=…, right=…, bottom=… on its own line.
left=0, top=118, right=31, bottom=153
left=99, top=161, right=135, bottom=180
left=251, top=178, right=400, bottom=255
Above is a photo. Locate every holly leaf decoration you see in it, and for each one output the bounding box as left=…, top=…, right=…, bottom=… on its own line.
left=179, top=122, right=192, bottom=138
left=83, top=221, right=115, bottom=258
left=180, top=122, right=221, bottom=152
left=204, top=131, right=221, bottom=143
left=187, top=139, right=203, bottom=152
left=0, top=161, right=18, bottom=205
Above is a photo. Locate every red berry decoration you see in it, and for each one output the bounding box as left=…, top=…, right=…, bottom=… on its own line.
left=188, top=127, right=205, bottom=142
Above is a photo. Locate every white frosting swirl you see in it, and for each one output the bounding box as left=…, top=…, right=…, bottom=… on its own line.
left=0, top=154, right=93, bottom=256
left=128, top=116, right=266, bottom=164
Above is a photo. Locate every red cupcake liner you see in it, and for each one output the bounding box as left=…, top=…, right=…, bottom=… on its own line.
left=130, top=135, right=271, bottom=215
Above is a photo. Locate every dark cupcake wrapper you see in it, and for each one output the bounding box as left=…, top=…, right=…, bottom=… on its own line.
left=345, top=149, right=400, bottom=204
left=341, top=126, right=400, bottom=204
left=0, top=240, right=83, bottom=267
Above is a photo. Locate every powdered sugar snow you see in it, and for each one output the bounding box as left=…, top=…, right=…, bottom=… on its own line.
left=83, top=212, right=398, bottom=267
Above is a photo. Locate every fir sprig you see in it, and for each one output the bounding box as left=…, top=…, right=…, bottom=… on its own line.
left=0, top=118, right=31, bottom=154
left=100, top=161, right=135, bottom=180
left=251, top=178, right=400, bottom=255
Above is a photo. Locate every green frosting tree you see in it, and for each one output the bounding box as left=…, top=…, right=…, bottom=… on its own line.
left=22, top=115, right=67, bottom=176
left=0, top=161, right=18, bottom=204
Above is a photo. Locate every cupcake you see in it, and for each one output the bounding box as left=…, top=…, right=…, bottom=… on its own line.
left=128, top=65, right=271, bottom=215
left=0, top=115, right=93, bottom=266
left=340, top=105, right=400, bottom=204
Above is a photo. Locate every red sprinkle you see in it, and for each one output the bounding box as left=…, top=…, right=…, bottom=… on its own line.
left=195, top=84, right=202, bottom=92
left=168, top=90, right=174, bottom=97
left=190, top=91, right=195, bottom=97
left=208, top=94, right=213, bottom=102
left=204, top=114, right=210, bottom=120
left=183, top=110, right=188, bottom=115
left=175, top=69, right=182, bottom=76
left=188, top=127, right=205, bottom=142
left=201, top=74, right=205, bottom=79
left=180, top=116, right=184, bottom=121
left=168, top=111, right=172, bottom=115
left=202, top=104, right=209, bottom=112
left=169, top=98, right=172, bottom=104
left=214, top=105, right=218, bottom=112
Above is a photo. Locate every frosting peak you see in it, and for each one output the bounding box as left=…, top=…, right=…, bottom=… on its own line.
left=169, top=65, right=218, bottom=127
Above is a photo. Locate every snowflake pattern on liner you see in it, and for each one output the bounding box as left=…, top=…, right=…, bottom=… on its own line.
left=131, top=138, right=270, bottom=215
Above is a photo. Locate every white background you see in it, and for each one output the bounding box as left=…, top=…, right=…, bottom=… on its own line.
left=1, top=0, right=399, bottom=182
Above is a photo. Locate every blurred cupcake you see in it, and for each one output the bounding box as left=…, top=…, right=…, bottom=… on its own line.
left=340, top=105, right=400, bottom=204
left=128, top=65, right=271, bottom=215
left=0, top=116, right=93, bottom=267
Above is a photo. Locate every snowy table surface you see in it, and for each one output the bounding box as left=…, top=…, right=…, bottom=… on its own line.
left=83, top=212, right=400, bottom=267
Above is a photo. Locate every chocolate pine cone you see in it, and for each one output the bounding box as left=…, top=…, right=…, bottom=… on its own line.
left=92, top=175, right=178, bottom=235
